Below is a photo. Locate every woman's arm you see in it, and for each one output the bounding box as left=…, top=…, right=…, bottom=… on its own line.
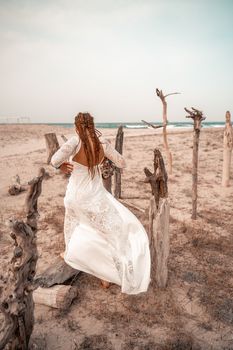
left=51, top=135, right=80, bottom=169
left=101, top=138, right=126, bottom=168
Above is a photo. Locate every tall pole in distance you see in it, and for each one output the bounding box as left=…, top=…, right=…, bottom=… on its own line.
left=185, top=107, right=206, bottom=220
left=222, top=111, right=233, bottom=187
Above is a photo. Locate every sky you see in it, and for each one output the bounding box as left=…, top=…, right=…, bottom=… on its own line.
left=0, top=0, right=232, bottom=123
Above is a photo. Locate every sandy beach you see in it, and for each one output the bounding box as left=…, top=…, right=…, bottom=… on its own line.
left=0, top=124, right=233, bottom=350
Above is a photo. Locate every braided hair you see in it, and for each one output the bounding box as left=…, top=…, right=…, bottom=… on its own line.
left=74, top=112, right=102, bottom=178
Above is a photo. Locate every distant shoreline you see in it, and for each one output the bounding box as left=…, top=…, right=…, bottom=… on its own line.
left=0, top=121, right=225, bottom=130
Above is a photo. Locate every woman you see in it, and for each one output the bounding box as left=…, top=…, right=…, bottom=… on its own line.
left=51, top=112, right=151, bottom=294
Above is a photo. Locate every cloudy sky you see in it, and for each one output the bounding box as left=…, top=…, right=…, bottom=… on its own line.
left=0, top=0, right=232, bottom=123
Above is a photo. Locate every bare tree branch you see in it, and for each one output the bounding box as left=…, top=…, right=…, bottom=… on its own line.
left=141, top=120, right=164, bottom=129
left=155, top=88, right=180, bottom=174
left=164, top=92, right=181, bottom=98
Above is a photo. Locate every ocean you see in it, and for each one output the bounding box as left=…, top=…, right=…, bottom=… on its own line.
left=47, top=121, right=225, bottom=129
left=0, top=120, right=225, bottom=129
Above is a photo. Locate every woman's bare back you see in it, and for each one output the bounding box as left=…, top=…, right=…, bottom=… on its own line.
left=72, top=134, right=105, bottom=166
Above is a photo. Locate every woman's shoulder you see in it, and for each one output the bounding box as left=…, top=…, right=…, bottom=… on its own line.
left=67, top=134, right=80, bottom=145
left=61, top=134, right=80, bottom=152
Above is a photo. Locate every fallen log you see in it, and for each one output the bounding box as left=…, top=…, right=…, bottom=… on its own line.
left=33, top=285, right=78, bottom=309
left=34, top=256, right=79, bottom=288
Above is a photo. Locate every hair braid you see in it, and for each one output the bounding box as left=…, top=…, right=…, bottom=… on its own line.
left=74, top=112, right=102, bottom=178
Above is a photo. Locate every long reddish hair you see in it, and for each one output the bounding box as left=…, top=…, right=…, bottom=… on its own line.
left=74, top=112, right=102, bottom=178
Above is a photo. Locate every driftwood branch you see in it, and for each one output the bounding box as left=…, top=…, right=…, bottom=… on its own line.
left=0, top=168, right=45, bottom=350
left=185, top=107, right=205, bottom=219
left=141, top=120, right=164, bottom=129
left=156, top=88, right=180, bottom=174
left=26, top=168, right=45, bottom=230
left=144, top=149, right=168, bottom=209
left=8, top=175, right=27, bottom=196
left=185, top=107, right=206, bottom=131
left=8, top=171, right=51, bottom=196
left=144, top=149, right=169, bottom=288
left=44, top=133, right=59, bottom=164
left=164, top=92, right=181, bottom=98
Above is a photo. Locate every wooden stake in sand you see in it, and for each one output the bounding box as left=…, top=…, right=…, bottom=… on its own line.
left=156, top=89, right=180, bottom=175
left=222, top=111, right=233, bottom=187
left=185, top=107, right=206, bottom=220
left=114, top=125, right=124, bottom=199
left=44, top=132, right=60, bottom=164
left=144, top=149, right=169, bottom=288
left=0, top=168, right=45, bottom=350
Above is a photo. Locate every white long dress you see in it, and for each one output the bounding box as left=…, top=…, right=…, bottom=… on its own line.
left=51, top=134, right=151, bottom=294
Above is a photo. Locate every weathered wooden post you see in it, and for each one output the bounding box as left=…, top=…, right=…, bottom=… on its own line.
left=114, top=125, right=124, bottom=198
left=144, top=149, right=169, bottom=288
left=185, top=107, right=206, bottom=220
left=222, top=111, right=233, bottom=187
left=0, top=168, right=45, bottom=350
left=156, top=88, right=180, bottom=175
left=44, top=133, right=59, bottom=164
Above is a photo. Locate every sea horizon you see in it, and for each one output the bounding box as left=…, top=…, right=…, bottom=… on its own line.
left=0, top=120, right=226, bottom=129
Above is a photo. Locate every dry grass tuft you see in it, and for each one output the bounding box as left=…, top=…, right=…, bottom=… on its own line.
left=78, top=335, right=113, bottom=350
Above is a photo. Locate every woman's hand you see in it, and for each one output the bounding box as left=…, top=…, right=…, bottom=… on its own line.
left=59, top=162, right=74, bottom=174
